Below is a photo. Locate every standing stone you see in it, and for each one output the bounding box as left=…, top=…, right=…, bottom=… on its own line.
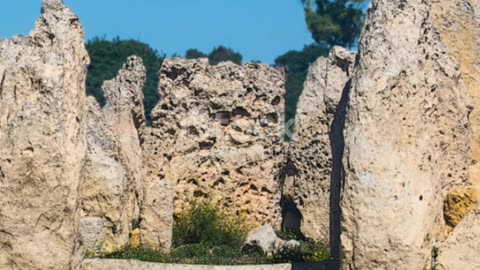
left=285, top=47, right=355, bottom=247
left=81, top=57, right=146, bottom=252
left=82, top=98, right=131, bottom=251
left=432, top=0, right=480, bottom=194
left=436, top=205, right=480, bottom=270
left=79, top=217, right=104, bottom=255
left=141, top=126, right=174, bottom=250
left=0, top=0, right=89, bottom=269
left=340, top=0, right=471, bottom=269
left=142, top=58, right=285, bottom=241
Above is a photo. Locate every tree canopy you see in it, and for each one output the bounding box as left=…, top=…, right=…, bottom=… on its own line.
left=86, top=37, right=164, bottom=122
left=185, top=49, right=207, bottom=60
left=300, top=0, right=366, bottom=48
left=185, top=46, right=243, bottom=65
left=275, top=44, right=330, bottom=126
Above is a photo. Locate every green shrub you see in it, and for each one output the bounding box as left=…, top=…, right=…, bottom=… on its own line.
left=102, top=246, right=173, bottom=263
left=99, top=200, right=331, bottom=265
left=271, top=240, right=331, bottom=263
left=173, top=200, right=248, bottom=248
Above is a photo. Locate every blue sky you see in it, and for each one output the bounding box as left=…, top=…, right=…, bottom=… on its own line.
left=0, top=0, right=314, bottom=64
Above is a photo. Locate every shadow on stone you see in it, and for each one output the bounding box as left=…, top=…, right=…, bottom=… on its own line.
left=329, top=78, right=352, bottom=258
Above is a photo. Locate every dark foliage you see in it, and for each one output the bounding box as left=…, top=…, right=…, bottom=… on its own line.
left=86, top=37, right=165, bottom=122
left=300, top=0, right=366, bottom=48
left=184, top=46, right=243, bottom=65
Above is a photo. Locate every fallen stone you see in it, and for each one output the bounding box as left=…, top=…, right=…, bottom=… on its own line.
left=242, top=225, right=280, bottom=255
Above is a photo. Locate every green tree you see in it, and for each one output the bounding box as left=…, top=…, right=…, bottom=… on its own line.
left=300, top=0, right=366, bottom=48
left=185, top=46, right=243, bottom=65
left=185, top=49, right=208, bottom=59
left=86, top=37, right=165, bottom=122
left=275, top=44, right=330, bottom=127
left=208, top=46, right=243, bottom=65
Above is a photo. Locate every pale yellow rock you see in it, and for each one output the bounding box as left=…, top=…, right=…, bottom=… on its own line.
left=436, top=205, right=480, bottom=270
left=432, top=0, right=480, bottom=192
left=444, top=188, right=478, bottom=228
left=340, top=0, right=471, bottom=269
left=129, top=229, right=142, bottom=249
left=142, top=58, right=286, bottom=238
left=81, top=56, right=146, bottom=252
left=286, top=46, right=355, bottom=250
left=0, top=0, right=89, bottom=269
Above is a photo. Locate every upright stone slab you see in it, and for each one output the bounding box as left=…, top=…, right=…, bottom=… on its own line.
left=142, top=58, right=285, bottom=240
left=436, top=205, right=480, bottom=270
left=285, top=47, right=355, bottom=247
left=340, top=0, right=471, bottom=269
left=0, top=0, right=89, bottom=268
left=79, top=217, right=105, bottom=255
left=432, top=0, right=480, bottom=193
left=81, top=57, right=147, bottom=251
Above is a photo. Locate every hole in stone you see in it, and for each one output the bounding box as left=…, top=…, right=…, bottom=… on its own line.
left=188, top=126, right=199, bottom=136
left=285, top=158, right=298, bottom=176
left=280, top=196, right=304, bottom=240
left=249, top=184, right=258, bottom=191
left=215, top=111, right=231, bottom=126
left=419, top=195, right=423, bottom=201
left=266, top=113, right=278, bottom=124
left=213, top=178, right=225, bottom=187
left=199, top=139, right=216, bottom=150
left=261, top=187, right=271, bottom=193
left=232, top=107, right=251, bottom=117
left=271, top=96, right=281, bottom=106
left=193, top=190, right=208, bottom=198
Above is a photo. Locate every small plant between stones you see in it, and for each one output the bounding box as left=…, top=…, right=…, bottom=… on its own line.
left=98, top=200, right=331, bottom=265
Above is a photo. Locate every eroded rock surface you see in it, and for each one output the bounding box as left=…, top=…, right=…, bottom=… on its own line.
left=340, top=0, right=471, bottom=269
left=0, top=0, right=89, bottom=268
left=436, top=205, right=480, bottom=270
left=284, top=47, right=355, bottom=246
left=81, top=57, right=146, bottom=251
left=144, top=58, right=285, bottom=230
left=432, top=0, right=480, bottom=193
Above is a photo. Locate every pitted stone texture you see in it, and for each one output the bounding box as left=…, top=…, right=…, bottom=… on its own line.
left=285, top=47, right=355, bottom=244
left=141, top=127, right=174, bottom=250
left=80, top=217, right=104, bottom=255
left=340, top=0, right=470, bottom=269
left=443, top=188, right=478, bottom=228
left=82, top=98, right=131, bottom=251
left=436, top=205, right=480, bottom=270
left=146, top=58, right=285, bottom=230
left=81, top=57, right=146, bottom=251
left=0, top=1, right=89, bottom=269
left=102, top=56, right=146, bottom=218
left=432, top=0, right=480, bottom=193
